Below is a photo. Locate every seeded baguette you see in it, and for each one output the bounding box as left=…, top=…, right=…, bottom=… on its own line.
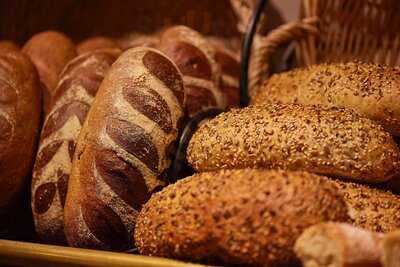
left=31, top=49, right=120, bottom=244
left=0, top=50, right=41, bottom=213
left=64, top=47, right=185, bottom=250
left=187, top=104, right=400, bottom=184
left=135, top=169, right=349, bottom=266
left=333, top=180, right=400, bottom=233
left=252, top=62, right=400, bottom=136
left=77, top=37, right=120, bottom=55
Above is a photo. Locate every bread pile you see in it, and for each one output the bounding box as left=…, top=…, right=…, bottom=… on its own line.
left=1, top=26, right=400, bottom=267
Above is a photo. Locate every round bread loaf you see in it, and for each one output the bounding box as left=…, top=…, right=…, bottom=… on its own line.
left=135, top=169, right=349, bottom=267
left=251, top=62, right=400, bottom=136
left=187, top=104, right=400, bottom=184
left=333, top=180, right=400, bottom=233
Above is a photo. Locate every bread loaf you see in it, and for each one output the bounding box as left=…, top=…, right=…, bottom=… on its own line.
left=0, top=50, right=41, bottom=213
left=294, top=223, right=383, bottom=267
left=135, top=169, right=349, bottom=266
left=381, top=230, right=400, bottom=267
left=77, top=37, right=120, bottom=55
left=252, top=62, right=400, bottom=136
left=188, top=104, right=400, bottom=184
left=64, top=47, right=185, bottom=250
left=333, top=180, right=400, bottom=233
left=158, top=25, right=226, bottom=117
left=22, top=31, right=77, bottom=113
left=0, top=41, right=19, bottom=53
left=31, top=49, right=120, bottom=244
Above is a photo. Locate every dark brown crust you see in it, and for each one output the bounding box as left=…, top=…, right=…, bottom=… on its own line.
left=135, top=169, right=350, bottom=266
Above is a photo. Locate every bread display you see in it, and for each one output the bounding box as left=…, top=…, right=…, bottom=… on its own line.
left=0, top=50, right=41, bottom=213
left=252, top=62, right=400, bottom=136
left=333, top=180, right=400, bottom=233
left=0, top=41, right=19, bottom=52
left=22, top=31, right=77, bottom=113
left=135, top=169, right=349, bottom=266
left=77, top=37, right=120, bottom=55
left=294, top=223, right=383, bottom=267
left=158, top=25, right=226, bottom=116
left=64, top=47, right=185, bottom=250
left=31, top=49, right=120, bottom=244
left=187, top=104, right=400, bottom=184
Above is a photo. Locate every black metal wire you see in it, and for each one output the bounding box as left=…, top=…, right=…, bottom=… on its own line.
left=240, top=0, right=269, bottom=107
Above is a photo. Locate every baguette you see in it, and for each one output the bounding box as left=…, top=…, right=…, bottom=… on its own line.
left=77, top=37, right=120, bottom=55
left=187, top=104, right=400, bottom=184
left=158, top=25, right=226, bottom=117
left=64, top=47, right=185, bottom=250
left=0, top=41, right=19, bottom=52
left=22, top=31, right=77, bottom=113
left=0, top=50, right=41, bottom=213
left=135, top=169, right=349, bottom=266
left=31, top=49, right=120, bottom=244
left=252, top=62, right=400, bottom=136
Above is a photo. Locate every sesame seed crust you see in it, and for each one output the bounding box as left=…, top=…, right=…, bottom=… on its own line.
left=135, top=169, right=349, bottom=266
left=333, top=180, right=400, bottom=233
left=252, top=62, right=400, bottom=136
left=187, top=104, right=400, bottom=183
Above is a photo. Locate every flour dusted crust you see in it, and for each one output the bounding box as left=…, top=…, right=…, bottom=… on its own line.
left=135, top=169, right=349, bottom=266
left=31, top=49, right=120, bottom=244
left=64, top=47, right=185, bottom=250
left=187, top=104, right=400, bottom=184
left=159, top=25, right=226, bottom=117
left=252, top=62, right=400, bottom=136
left=0, top=50, right=41, bottom=213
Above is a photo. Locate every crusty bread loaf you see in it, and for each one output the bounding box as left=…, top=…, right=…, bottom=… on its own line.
left=294, top=223, right=383, bottom=267
left=0, top=50, right=41, bottom=213
left=381, top=230, right=400, bottom=267
left=333, top=180, right=400, bottom=233
left=0, top=41, right=19, bottom=53
left=22, top=31, right=77, bottom=113
left=31, top=49, right=120, bottom=244
left=64, top=47, right=185, bottom=250
left=252, top=62, right=400, bottom=136
left=187, top=104, right=400, bottom=184
left=135, top=169, right=349, bottom=266
left=77, top=37, right=120, bottom=55
left=158, top=25, right=226, bottom=117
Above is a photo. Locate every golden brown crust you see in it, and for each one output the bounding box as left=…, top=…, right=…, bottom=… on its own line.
left=0, top=50, right=41, bottom=213
left=252, top=62, right=400, bottom=136
left=31, top=49, right=120, bottom=244
left=22, top=31, right=77, bottom=113
left=135, top=169, right=349, bottom=266
left=76, top=37, right=120, bottom=55
left=0, top=41, right=19, bottom=53
left=333, top=180, right=400, bottom=233
left=187, top=104, right=400, bottom=184
left=64, top=48, right=185, bottom=250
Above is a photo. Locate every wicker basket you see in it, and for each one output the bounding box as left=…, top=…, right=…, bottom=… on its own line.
left=234, top=0, right=400, bottom=95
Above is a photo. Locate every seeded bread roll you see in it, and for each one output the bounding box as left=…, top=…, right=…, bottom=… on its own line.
left=252, top=62, right=400, bottom=136
left=135, top=169, right=349, bottom=266
left=77, top=37, right=120, bottom=55
left=0, top=50, right=41, bottom=213
left=187, top=104, right=400, bottom=184
left=22, top=31, right=77, bottom=113
left=64, top=48, right=185, bottom=250
left=333, top=180, right=400, bottom=233
left=158, top=25, right=226, bottom=117
left=294, top=223, right=383, bottom=267
left=31, top=49, right=120, bottom=244
left=0, top=41, right=19, bottom=53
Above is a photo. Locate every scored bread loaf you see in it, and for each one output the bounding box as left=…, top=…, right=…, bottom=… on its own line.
left=0, top=50, right=41, bottom=213
left=158, top=25, right=226, bottom=117
left=31, top=49, right=120, bottom=244
left=252, top=62, right=400, bottom=136
left=187, top=104, right=400, bottom=184
left=64, top=47, right=185, bottom=250
left=135, top=169, right=349, bottom=266
left=0, top=41, right=19, bottom=53
left=333, top=180, right=400, bottom=233
left=22, top=31, right=77, bottom=113
left=77, top=37, right=120, bottom=55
